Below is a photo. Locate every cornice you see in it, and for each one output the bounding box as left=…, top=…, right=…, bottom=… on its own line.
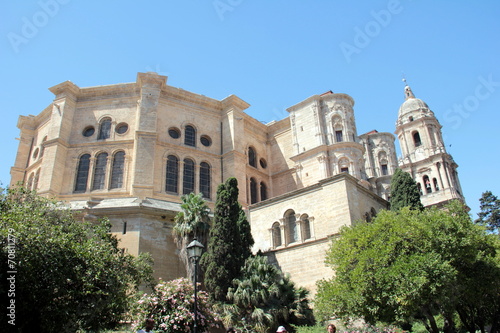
left=67, top=139, right=134, bottom=150
left=290, top=144, right=328, bottom=162
left=221, top=94, right=250, bottom=111
left=162, top=86, right=222, bottom=112
left=157, top=140, right=220, bottom=160
left=49, top=81, right=80, bottom=99
left=286, top=92, right=355, bottom=113
left=77, top=87, right=138, bottom=104
left=286, top=95, right=319, bottom=113
left=251, top=172, right=386, bottom=211
left=264, top=236, right=330, bottom=254
left=137, top=72, right=167, bottom=90
left=359, top=131, right=395, bottom=141
left=321, top=92, right=355, bottom=106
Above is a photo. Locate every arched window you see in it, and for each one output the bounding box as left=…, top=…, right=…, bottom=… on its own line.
left=75, top=154, right=91, bottom=192
left=423, top=175, right=432, bottom=194
left=433, top=178, right=440, bottom=191
left=199, top=162, right=211, bottom=199
left=27, top=173, right=34, bottom=190
left=165, top=155, right=179, bottom=193
left=272, top=222, right=282, bottom=247
left=39, top=136, right=47, bottom=158
left=285, top=210, right=297, bottom=244
left=365, top=212, right=372, bottom=222
left=33, top=169, right=40, bottom=191
left=98, top=118, right=112, bottom=140
left=413, top=131, right=422, bottom=147
left=301, top=214, right=311, bottom=240
left=332, top=116, right=343, bottom=143
left=378, top=152, right=388, bottom=176
left=339, top=157, right=349, bottom=174
left=183, top=158, right=195, bottom=194
left=417, top=182, right=423, bottom=196
left=92, top=152, right=108, bottom=190
left=260, top=182, right=267, bottom=201
left=248, top=147, right=257, bottom=167
left=110, top=151, right=125, bottom=189
left=250, top=177, right=258, bottom=204
left=184, top=125, right=196, bottom=147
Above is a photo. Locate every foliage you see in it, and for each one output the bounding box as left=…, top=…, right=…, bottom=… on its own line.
left=202, top=177, right=253, bottom=302
left=0, top=186, right=153, bottom=333
left=340, top=323, right=403, bottom=333
left=131, top=278, right=220, bottom=333
left=389, top=168, right=423, bottom=211
left=237, top=207, right=255, bottom=267
left=475, top=190, right=500, bottom=232
left=315, top=201, right=500, bottom=333
left=293, top=323, right=404, bottom=333
left=292, top=323, right=326, bottom=333
left=223, top=255, right=315, bottom=333
left=173, top=192, right=211, bottom=281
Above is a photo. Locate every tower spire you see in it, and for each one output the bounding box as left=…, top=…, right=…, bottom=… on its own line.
left=402, top=75, right=415, bottom=100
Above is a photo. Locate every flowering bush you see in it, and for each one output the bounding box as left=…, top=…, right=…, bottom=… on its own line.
left=342, top=323, right=403, bottom=333
left=131, top=278, right=220, bottom=333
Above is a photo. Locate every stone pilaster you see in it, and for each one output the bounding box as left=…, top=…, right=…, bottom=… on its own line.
left=130, top=72, right=166, bottom=199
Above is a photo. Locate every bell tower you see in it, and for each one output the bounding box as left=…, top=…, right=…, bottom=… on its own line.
left=395, top=82, right=465, bottom=207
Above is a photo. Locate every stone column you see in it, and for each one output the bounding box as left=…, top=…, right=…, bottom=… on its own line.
left=279, top=218, right=286, bottom=246
left=10, top=117, right=35, bottom=186
left=317, top=155, right=329, bottom=179
left=88, top=156, right=96, bottom=192
left=38, top=81, right=79, bottom=196
left=295, top=213, right=303, bottom=243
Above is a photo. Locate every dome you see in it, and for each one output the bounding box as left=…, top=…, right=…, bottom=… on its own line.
left=398, top=85, right=430, bottom=118
left=398, top=97, right=429, bottom=117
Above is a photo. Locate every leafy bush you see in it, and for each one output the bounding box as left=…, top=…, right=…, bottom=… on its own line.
left=131, top=278, right=221, bottom=333
left=0, top=186, right=153, bottom=332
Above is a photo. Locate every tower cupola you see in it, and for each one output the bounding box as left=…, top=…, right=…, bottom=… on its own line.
left=395, top=81, right=465, bottom=208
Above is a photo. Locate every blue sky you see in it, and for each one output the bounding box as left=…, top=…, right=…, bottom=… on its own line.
left=1, top=1, right=499, bottom=217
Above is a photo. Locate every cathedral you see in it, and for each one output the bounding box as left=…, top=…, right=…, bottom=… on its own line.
left=10, top=72, right=464, bottom=293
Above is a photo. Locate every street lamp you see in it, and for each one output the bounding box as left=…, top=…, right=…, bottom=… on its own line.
left=187, top=239, right=204, bottom=333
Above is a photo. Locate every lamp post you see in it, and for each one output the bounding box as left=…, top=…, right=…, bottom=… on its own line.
left=187, top=239, right=204, bottom=333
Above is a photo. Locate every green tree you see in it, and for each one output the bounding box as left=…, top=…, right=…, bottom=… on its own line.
left=223, top=255, right=314, bottom=333
left=475, top=190, right=500, bottom=232
left=237, top=205, right=255, bottom=265
left=315, top=201, right=500, bottom=333
left=0, top=186, right=153, bottom=332
left=173, top=192, right=211, bottom=281
left=202, top=177, right=252, bottom=302
left=389, top=168, right=423, bottom=211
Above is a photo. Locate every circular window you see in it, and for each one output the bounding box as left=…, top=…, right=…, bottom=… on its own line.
left=115, top=123, right=129, bottom=134
left=200, top=135, right=212, bottom=147
left=83, top=126, right=95, bottom=137
left=168, top=127, right=181, bottom=139
left=260, top=158, right=267, bottom=169
left=32, top=148, right=39, bottom=160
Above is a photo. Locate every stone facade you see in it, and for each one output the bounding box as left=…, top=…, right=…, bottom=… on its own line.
left=10, top=72, right=464, bottom=293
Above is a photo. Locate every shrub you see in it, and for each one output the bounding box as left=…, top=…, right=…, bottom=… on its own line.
left=131, top=278, right=220, bottom=333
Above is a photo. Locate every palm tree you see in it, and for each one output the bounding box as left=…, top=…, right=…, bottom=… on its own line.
left=223, top=255, right=314, bottom=333
left=173, top=192, right=211, bottom=282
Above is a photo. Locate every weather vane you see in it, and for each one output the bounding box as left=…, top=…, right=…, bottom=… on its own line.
left=402, top=73, right=408, bottom=86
